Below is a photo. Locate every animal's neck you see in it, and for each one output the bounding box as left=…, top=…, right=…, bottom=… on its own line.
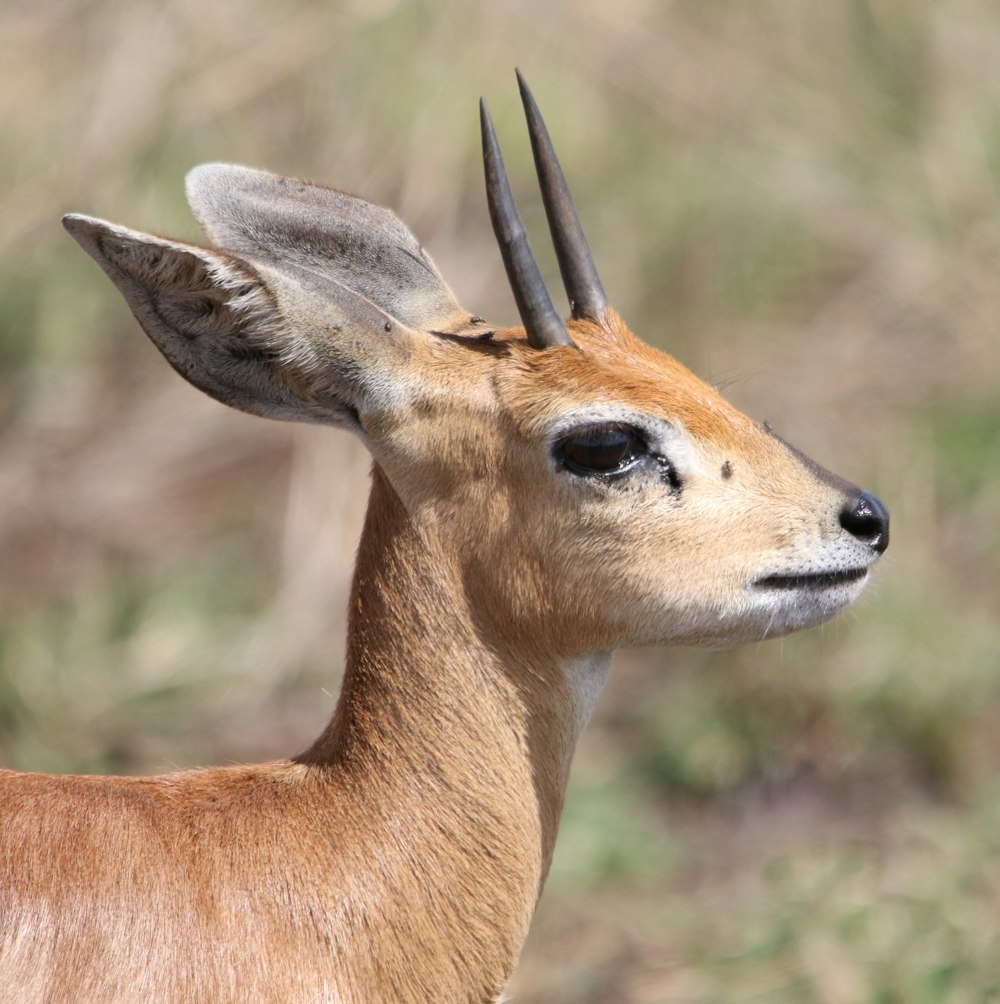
left=298, top=466, right=607, bottom=991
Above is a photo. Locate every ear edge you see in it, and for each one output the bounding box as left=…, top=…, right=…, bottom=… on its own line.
left=62, top=213, right=278, bottom=350
left=63, top=214, right=364, bottom=426
left=181, top=163, right=485, bottom=335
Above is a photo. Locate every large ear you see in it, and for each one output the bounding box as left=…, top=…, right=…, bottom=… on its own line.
left=62, top=213, right=418, bottom=429
left=185, top=163, right=475, bottom=334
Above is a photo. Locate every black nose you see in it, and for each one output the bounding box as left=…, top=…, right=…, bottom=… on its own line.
left=839, top=491, right=889, bottom=554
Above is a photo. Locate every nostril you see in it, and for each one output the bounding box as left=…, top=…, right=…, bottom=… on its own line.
left=839, top=491, right=890, bottom=554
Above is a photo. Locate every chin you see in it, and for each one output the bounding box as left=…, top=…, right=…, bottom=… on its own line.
left=640, top=570, right=871, bottom=648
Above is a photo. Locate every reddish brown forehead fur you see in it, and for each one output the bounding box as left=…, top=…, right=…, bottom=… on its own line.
left=496, top=309, right=755, bottom=448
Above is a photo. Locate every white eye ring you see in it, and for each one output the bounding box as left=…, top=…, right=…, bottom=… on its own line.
left=548, top=408, right=693, bottom=481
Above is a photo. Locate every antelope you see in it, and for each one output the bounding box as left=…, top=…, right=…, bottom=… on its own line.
left=1, top=73, right=888, bottom=1003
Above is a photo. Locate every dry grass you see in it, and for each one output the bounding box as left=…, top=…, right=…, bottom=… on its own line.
left=1, top=0, right=999, bottom=999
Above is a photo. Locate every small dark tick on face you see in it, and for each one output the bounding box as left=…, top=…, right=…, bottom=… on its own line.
left=384, top=321, right=392, bottom=332
left=721, top=460, right=733, bottom=480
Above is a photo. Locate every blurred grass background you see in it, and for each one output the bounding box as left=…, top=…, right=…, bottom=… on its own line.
left=2, top=0, right=999, bottom=1000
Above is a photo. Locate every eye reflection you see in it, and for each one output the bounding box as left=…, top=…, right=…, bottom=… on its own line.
left=556, top=424, right=645, bottom=476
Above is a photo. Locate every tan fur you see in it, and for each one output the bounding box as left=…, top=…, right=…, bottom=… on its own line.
left=0, top=144, right=888, bottom=1002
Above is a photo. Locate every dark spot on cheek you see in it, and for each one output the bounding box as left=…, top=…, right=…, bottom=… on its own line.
left=721, top=460, right=734, bottom=480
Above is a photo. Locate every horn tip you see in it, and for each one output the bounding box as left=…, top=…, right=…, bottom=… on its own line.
left=479, top=99, right=498, bottom=159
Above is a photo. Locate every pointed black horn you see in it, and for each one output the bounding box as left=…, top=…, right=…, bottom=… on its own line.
left=480, top=98, right=573, bottom=350
left=516, top=70, right=608, bottom=324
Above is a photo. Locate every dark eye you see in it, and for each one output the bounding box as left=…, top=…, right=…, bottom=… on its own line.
left=556, top=424, right=646, bottom=476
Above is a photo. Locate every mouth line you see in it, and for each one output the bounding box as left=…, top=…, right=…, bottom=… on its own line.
left=753, top=567, right=868, bottom=591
